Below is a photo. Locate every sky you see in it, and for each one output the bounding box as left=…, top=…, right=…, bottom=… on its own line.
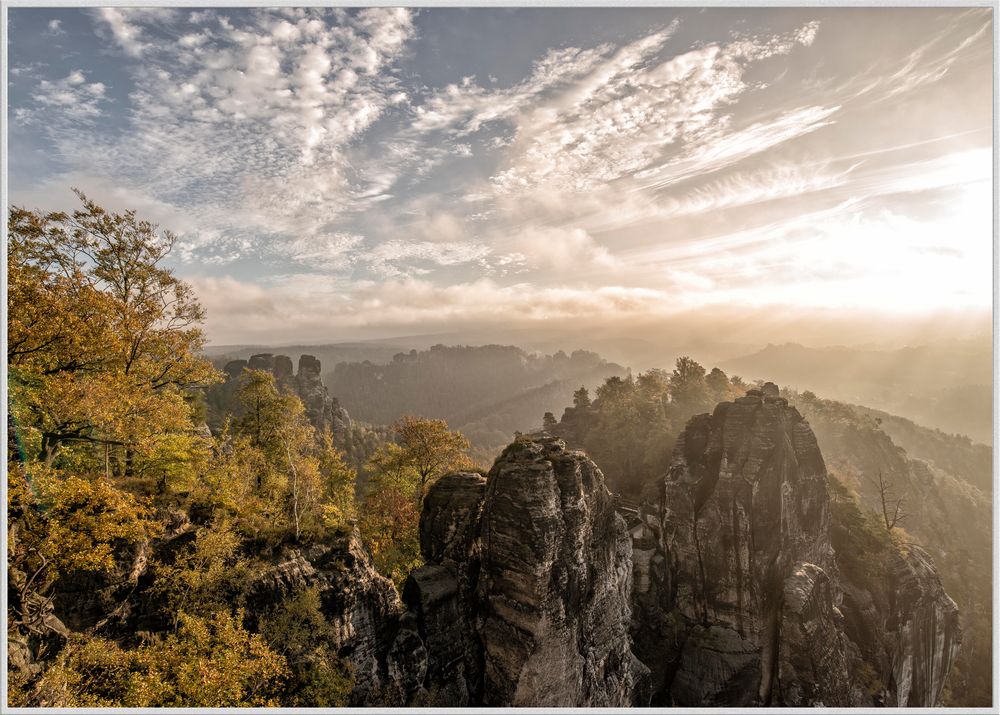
left=6, top=6, right=995, bottom=347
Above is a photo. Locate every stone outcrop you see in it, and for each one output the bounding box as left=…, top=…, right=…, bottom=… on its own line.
left=247, top=528, right=413, bottom=705
left=222, top=353, right=351, bottom=437
left=294, top=354, right=351, bottom=438
left=884, top=546, right=961, bottom=706
left=401, top=437, right=650, bottom=706
left=633, top=384, right=961, bottom=707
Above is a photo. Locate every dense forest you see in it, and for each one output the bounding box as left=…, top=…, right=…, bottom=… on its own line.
left=326, top=344, right=624, bottom=456
left=6, top=196, right=474, bottom=705
left=6, top=196, right=991, bottom=707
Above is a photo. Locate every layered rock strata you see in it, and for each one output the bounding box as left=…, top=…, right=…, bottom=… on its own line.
left=403, top=438, right=650, bottom=706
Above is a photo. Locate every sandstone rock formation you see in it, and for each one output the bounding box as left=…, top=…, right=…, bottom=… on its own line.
left=883, top=546, right=961, bottom=706
left=247, top=529, right=412, bottom=705
left=301, top=410, right=960, bottom=708
left=245, top=438, right=650, bottom=707
left=401, top=437, right=650, bottom=706
left=294, top=354, right=351, bottom=438
left=634, top=384, right=961, bottom=706
left=222, top=353, right=351, bottom=437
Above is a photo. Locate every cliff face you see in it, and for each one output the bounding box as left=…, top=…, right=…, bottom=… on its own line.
left=222, top=353, right=351, bottom=437
left=884, top=547, right=961, bottom=706
left=647, top=385, right=856, bottom=705
left=247, top=529, right=416, bottom=706
left=797, top=394, right=988, bottom=705
left=635, top=385, right=961, bottom=707
left=242, top=437, right=650, bottom=707
left=402, top=437, right=649, bottom=706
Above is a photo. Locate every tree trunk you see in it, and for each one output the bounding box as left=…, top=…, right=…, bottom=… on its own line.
left=284, top=438, right=301, bottom=542
left=40, top=433, right=60, bottom=467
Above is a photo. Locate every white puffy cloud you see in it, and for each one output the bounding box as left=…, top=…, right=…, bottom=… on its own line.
left=39, top=8, right=418, bottom=262
left=18, top=70, right=108, bottom=122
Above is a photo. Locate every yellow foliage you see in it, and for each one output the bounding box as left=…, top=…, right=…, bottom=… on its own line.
left=16, top=466, right=161, bottom=579
left=32, top=611, right=288, bottom=707
left=7, top=195, right=220, bottom=468
left=150, top=520, right=252, bottom=627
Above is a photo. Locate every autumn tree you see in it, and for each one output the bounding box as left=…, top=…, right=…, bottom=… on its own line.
left=394, top=416, right=472, bottom=503
left=7, top=193, right=219, bottom=470
left=8, top=464, right=161, bottom=661
left=150, top=521, right=252, bottom=629
left=209, top=369, right=357, bottom=543
left=260, top=588, right=354, bottom=706
left=230, top=370, right=320, bottom=540
left=317, top=431, right=358, bottom=530
left=360, top=416, right=471, bottom=585
left=706, top=367, right=733, bottom=402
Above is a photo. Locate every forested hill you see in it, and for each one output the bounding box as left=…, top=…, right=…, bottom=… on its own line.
left=327, top=344, right=625, bottom=452
left=719, top=340, right=992, bottom=443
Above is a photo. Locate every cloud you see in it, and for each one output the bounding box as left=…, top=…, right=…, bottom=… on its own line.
left=820, top=10, right=992, bottom=105
left=96, top=8, right=154, bottom=57
left=364, top=240, right=493, bottom=278
left=10, top=8, right=993, bottom=343
left=282, top=232, right=366, bottom=270
left=16, top=70, right=108, bottom=123
left=507, top=226, right=618, bottom=273
left=479, top=22, right=822, bottom=195
left=45, top=19, right=66, bottom=36
left=636, top=161, right=857, bottom=221
left=634, top=105, right=840, bottom=192
left=190, top=273, right=678, bottom=344
left=27, top=8, right=418, bottom=263
left=410, top=40, right=622, bottom=135
left=622, top=170, right=992, bottom=314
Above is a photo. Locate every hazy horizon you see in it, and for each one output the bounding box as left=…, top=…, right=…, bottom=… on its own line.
left=8, top=7, right=994, bottom=349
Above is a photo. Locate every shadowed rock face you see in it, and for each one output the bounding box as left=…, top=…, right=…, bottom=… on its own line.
left=653, top=388, right=851, bottom=705
left=636, top=385, right=961, bottom=707
left=294, top=354, right=351, bottom=438
left=404, top=438, right=650, bottom=707
left=247, top=529, right=411, bottom=706
left=248, top=353, right=275, bottom=372
left=884, top=546, right=961, bottom=706
left=478, top=437, right=648, bottom=706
